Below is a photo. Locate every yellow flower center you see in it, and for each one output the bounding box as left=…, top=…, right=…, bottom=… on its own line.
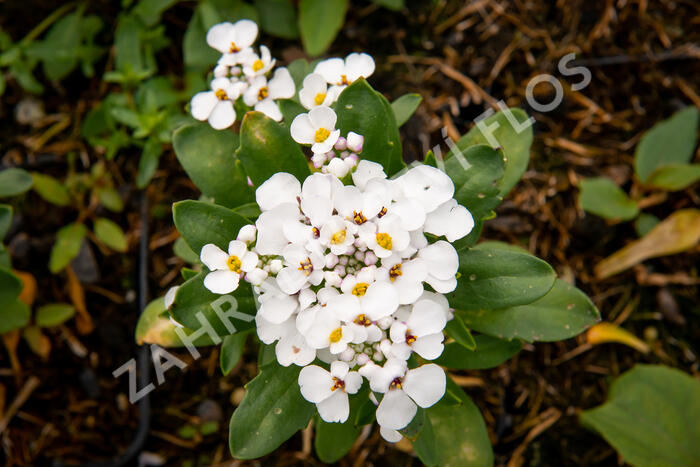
left=227, top=255, right=242, bottom=272
left=215, top=89, right=228, bottom=100
left=229, top=42, right=240, bottom=53
left=314, top=92, right=327, bottom=105
left=376, top=232, right=393, bottom=250
left=352, top=211, right=367, bottom=225
left=389, top=264, right=402, bottom=282
left=331, top=376, right=345, bottom=392
left=252, top=59, right=264, bottom=72
left=352, top=282, right=369, bottom=297
left=389, top=377, right=403, bottom=390
left=405, top=330, right=417, bottom=345
left=353, top=314, right=372, bottom=326
left=340, top=74, right=350, bottom=85
left=257, top=86, right=269, bottom=101
left=314, top=127, right=331, bottom=143
left=330, top=230, right=346, bottom=245
left=329, top=327, right=343, bottom=343
left=377, top=207, right=387, bottom=218
left=298, top=257, right=313, bottom=276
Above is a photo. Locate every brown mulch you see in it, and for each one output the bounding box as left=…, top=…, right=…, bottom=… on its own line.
left=1, top=0, right=699, bottom=466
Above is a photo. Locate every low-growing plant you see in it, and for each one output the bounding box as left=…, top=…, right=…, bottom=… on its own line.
left=137, top=20, right=601, bottom=465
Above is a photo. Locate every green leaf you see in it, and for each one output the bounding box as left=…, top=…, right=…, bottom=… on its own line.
left=37, top=11, right=82, bottom=81
left=31, top=172, right=71, bottom=206
left=436, top=334, right=522, bottom=370
left=173, top=122, right=253, bottom=208
left=0, top=299, right=30, bottom=334
left=173, top=199, right=251, bottom=253
left=580, top=364, right=700, bottom=467
left=635, top=106, right=699, bottom=182
left=94, top=218, right=128, bottom=252
left=278, top=99, right=306, bottom=125
left=171, top=271, right=256, bottom=336
left=0, top=266, right=22, bottom=305
left=448, top=108, right=533, bottom=198
left=96, top=187, right=124, bottom=212
left=135, top=296, right=214, bottom=347
left=372, top=0, right=404, bottom=10
left=136, top=137, right=163, bottom=188
left=229, top=362, right=315, bottom=459
left=579, top=177, right=639, bottom=221
left=415, top=377, right=493, bottom=467
left=449, top=247, right=556, bottom=310
left=49, top=223, right=87, bottom=273
left=254, top=0, right=299, bottom=39
left=220, top=332, right=247, bottom=375
left=459, top=279, right=600, bottom=342
left=132, top=0, right=179, bottom=27
left=36, top=303, right=76, bottom=327
left=236, top=111, right=311, bottom=185
left=445, top=144, right=505, bottom=222
left=634, top=213, right=660, bottom=237
left=0, top=168, right=33, bottom=197
left=444, top=315, right=476, bottom=350
left=183, top=4, right=221, bottom=69
left=410, top=411, right=438, bottom=466
left=173, top=236, right=200, bottom=264
left=391, top=93, right=421, bottom=126
left=298, top=0, right=347, bottom=56
left=0, top=204, right=12, bottom=240
left=335, top=79, right=405, bottom=175
left=645, top=163, right=700, bottom=191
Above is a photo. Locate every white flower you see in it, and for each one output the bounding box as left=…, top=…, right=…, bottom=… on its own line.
left=242, top=45, right=275, bottom=77
left=190, top=77, right=246, bottom=130
left=417, top=240, right=459, bottom=293
left=256, top=278, right=299, bottom=324
left=275, top=243, right=325, bottom=294
left=424, top=198, right=475, bottom=242
left=200, top=240, right=258, bottom=294
left=299, top=73, right=339, bottom=109
left=237, top=224, right=257, bottom=244
left=304, top=309, right=354, bottom=354
left=376, top=256, right=427, bottom=305
left=396, top=165, right=455, bottom=214
left=298, top=361, right=362, bottom=423
left=389, top=299, right=446, bottom=360
left=276, top=330, right=316, bottom=367
left=334, top=185, right=383, bottom=225
left=359, top=213, right=410, bottom=259
left=352, top=160, right=387, bottom=190
left=339, top=268, right=399, bottom=321
left=256, top=172, right=301, bottom=212
left=206, top=20, right=258, bottom=60
left=300, top=173, right=341, bottom=227
left=254, top=203, right=301, bottom=256
left=370, top=360, right=445, bottom=430
left=319, top=215, right=356, bottom=255
left=313, top=53, right=375, bottom=90
left=243, top=68, right=295, bottom=121
left=290, top=106, right=341, bottom=154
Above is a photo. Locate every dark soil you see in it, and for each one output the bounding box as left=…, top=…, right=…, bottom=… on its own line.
left=1, top=1, right=699, bottom=466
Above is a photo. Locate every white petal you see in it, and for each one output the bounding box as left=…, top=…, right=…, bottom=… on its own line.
left=327, top=158, right=350, bottom=178
left=301, top=195, right=333, bottom=227
left=398, top=165, right=454, bottom=213
left=208, top=101, right=236, bottom=130
left=402, top=364, right=446, bottom=408
left=376, top=389, right=417, bottom=430
left=308, top=105, right=337, bottom=130
left=424, top=199, right=475, bottom=241
left=227, top=240, right=247, bottom=258
left=258, top=293, right=298, bottom=324
left=298, top=365, right=334, bottom=403
left=393, top=279, right=425, bottom=306
left=408, top=299, right=447, bottom=337
left=254, top=203, right=299, bottom=255
left=203, top=270, right=239, bottom=294
left=390, top=198, right=426, bottom=231
left=164, top=286, right=178, bottom=309
left=425, top=274, right=457, bottom=293
left=390, top=342, right=412, bottom=360
left=317, top=390, right=349, bottom=423
left=206, top=22, right=235, bottom=53
left=380, top=426, right=403, bottom=443
left=245, top=267, right=267, bottom=285
left=276, top=333, right=315, bottom=366
left=276, top=267, right=308, bottom=295
left=256, top=172, right=301, bottom=211
left=313, top=58, right=345, bottom=84
left=412, top=333, right=444, bottom=360
left=327, top=293, right=361, bottom=322
left=290, top=113, right=316, bottom=145
left=362, top=281, right=399, bottom=320
left=232, top=19, right=258, bottom=49
left=344, top=371, right=363, bottom=394
left=389, top=321, right=408, bottom=343
left=418, top=240, right=458, bottom=280
left=330, top=360, right=349, bottom=379
left=200, top=244, right=229, bottom=270
left=255, top=314, right=295, bottom=344
left=345, top=52, right=375, bottom=82
left=268, top=67, right=295, bottom=99
left=240, top=251, right=258, bottom=272
left=255, top=98, right=283, bottom=122
left=237, top=224, right=257, bottom=243
left=190, top=91, right=218, bottom=121
left=299, top=73, right=328, bottom=109
left=352, top=160, right=386, bottom=190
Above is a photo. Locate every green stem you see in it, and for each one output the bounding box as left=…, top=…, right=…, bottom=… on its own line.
left=20, top=2, right=77, bottom=46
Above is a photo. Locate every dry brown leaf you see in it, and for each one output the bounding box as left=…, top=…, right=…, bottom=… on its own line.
left=66, top=265, right=94, bottom=335
left=13, top=270, right=37, bottom=307
left=595, top=209, right=700, bottom=279
left=22, top=326, right=51, bottom=359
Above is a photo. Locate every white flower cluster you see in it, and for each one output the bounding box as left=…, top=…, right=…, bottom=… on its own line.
left=198, top=161, right=475, bottom=442
left=190, top=20, right=295, bottom=128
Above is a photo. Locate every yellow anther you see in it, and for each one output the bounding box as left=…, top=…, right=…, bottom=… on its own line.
left=389, top=264, right=402, bottom=282
left=353, top=314, right=372, bottom=326
left=298, top=258, right=313, bottom=276
left=405, top=331, right=417, bottom=345
left=257, top=86, right=269, bottom=100
left=376, top=232, right=393, bottom=250
left=229, top=42, right=240, bottom=53
left=227, top=255, right=242, bottom=272
left=331, top=376, right=345, bottom=392
left=314, top=127, right=330, bottom=143
left=330, top=230, right=346, bottom=245
left=314, top=92, right=327, bottom=105
left=329, top=327, right=343, bottom=343
left=252, top=59, right=264, bottom=72
left=215, top=89, right=228, bottom=100
left=352, top=282, right=369, bottom=297
left=352, top=211, right=367, bottom=225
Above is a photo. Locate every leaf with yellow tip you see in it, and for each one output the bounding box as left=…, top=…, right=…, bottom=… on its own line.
left=586, top=322, right=649, bottom=354
left=135, top=297, right=214, bottom=347
left=595, top=209, right=700, bottom=279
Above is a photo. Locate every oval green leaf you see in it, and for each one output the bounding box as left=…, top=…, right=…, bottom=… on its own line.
left=221, top=332, right=247, bottom=375
left=580, top=364, right=700, bottom=467
left=32, top=173, right=71, bottom=206
left=579, top=177, right=639, bottom=221
left=391, top=93, right=422, bottom=127
left=459, top=279, right=600, bottom=342
left=436, top=334, right=522, bottom=370
left=173, top=200, right=251, bottom=254
left=298, top=0, right=347, bottom=56
left=36, top=303, right=76, bottom=327
left=229, top=362, right=315, bottom=459
left=94, top=217, right=128, bottom=252
left=135, top=296, right=214, bottom=347
left=0, top=299, right=31, bottom=333
left=49, top=223, right=87, bottom=273
left=0, top=168, right=34, bottom=197
left=645, top=163, right=700, bottom=191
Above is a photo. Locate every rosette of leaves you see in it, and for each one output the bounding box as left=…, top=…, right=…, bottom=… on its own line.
left=139, top=77, right=600, bottom=464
